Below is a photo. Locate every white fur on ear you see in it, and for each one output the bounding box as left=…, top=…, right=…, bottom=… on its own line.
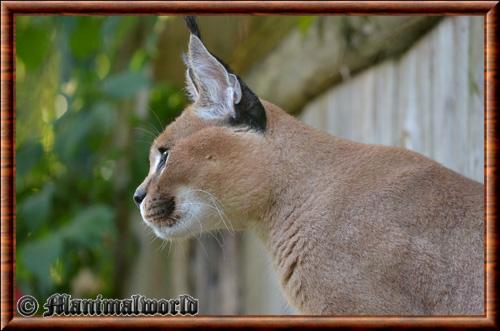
left=185, top=68, right=199, bottom=102
left=228, top=73, right=242, bottom=104
left=186, top=35, right=241, bottom=120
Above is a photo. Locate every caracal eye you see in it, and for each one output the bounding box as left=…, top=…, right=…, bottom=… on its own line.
left=156, top=147, right=170, bottom=171
left=158, top=147, right=169, bottom=157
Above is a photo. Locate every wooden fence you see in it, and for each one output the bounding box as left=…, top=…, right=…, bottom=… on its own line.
left=301, top=16, right=484, bottom=182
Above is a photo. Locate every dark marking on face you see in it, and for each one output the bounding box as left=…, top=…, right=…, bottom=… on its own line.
left=144, top=196, right=176, bottom=226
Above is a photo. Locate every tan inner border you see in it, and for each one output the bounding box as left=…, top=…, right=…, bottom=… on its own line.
left=1, top=1, right=497, bottom=329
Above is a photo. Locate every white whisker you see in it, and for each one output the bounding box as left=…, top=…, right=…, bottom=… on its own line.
left=187, top=208, right=224, bottom=250
left=183, top=201, right=234, bottom=234
left=188, top=188, right=235, bottom=233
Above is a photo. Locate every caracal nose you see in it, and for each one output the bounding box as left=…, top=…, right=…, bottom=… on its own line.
left=133, top=187, right=146, bottom=207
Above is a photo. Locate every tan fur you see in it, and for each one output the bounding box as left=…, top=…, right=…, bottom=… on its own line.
left=137, top=101, right=483, bottom=315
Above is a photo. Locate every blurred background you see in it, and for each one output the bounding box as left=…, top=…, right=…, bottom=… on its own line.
left=15, top=15, right=483, bottom=315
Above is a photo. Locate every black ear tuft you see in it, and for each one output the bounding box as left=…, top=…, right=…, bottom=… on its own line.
left=184, top=16, right=202, bottom=39
left=230, top=78, right=267, bottom=132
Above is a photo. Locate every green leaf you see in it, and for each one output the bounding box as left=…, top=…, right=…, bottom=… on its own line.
left=90, top=103, right=117, bottom=132
left=16, top=19, right=52, bottom=71
left=20, top=234, right=63, bottom=295
left=16, top=139, right=44, bottom=178
left=69, top=18, right=102, bottom=60
left=297, top=16, right=317, bottom=35
left=54, top=110, right=94, bottom=164
left=129, top=49, right=147, bottom=72
left=101, top=70, right=150, bottom=99
left=18, top=205, right=114, bottom=295
left=54, top=103, right=118, bottom=168
left=18, top=183, right=55, bottom=233
left=61, top=205, right=115, bottom=247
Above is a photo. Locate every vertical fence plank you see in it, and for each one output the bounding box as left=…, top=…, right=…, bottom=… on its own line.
left=467, top=17, right=485, bottom=182
left=374, top=62, right=398, bottom=146
left=454, top=16, right=472, bottom=176
left=241, top=232, right=292, bottom=314
left=431, top=19, right=460, bottom=172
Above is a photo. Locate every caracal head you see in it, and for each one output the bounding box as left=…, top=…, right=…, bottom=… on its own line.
left=134, top=20, right=271, bottom=240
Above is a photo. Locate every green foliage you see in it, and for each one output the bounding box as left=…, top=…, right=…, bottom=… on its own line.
left=102, top=70, right=150, bottom=98
left=16, top=17, right=53, bottom=71
left=297, top=16, right=317, bottom=35
left=69, top=18, right=103, bottom=59
left=18, top=205, right=115, bottom=297
left=15, top=16, right=184, bottom=305
left=18, top=183, right=55, bottom=233
left=19, top=235, right=64, bottom=295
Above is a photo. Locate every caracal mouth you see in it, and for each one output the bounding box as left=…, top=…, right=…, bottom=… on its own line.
left=140, top=194, right=205, bottom=240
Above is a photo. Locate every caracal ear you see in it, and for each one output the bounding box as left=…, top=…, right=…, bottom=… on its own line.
left=185, top=34, right=242, bottom=120
left=182, top=16, right=266, bottom=131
